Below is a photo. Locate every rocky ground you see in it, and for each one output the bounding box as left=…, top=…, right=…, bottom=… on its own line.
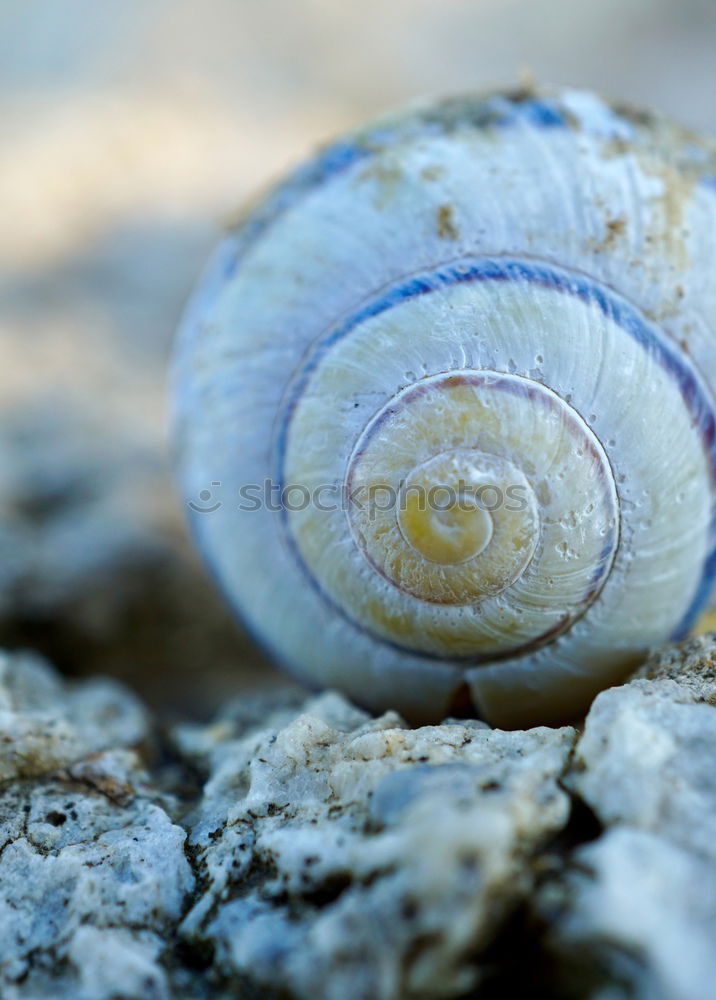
left=0, top=636, right=714, bottom=999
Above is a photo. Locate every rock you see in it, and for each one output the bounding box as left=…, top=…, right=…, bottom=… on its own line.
left=3, top=637, right=716, bottom=999
left=0, top=653, right=576, bottom=999
left=633, top=633, right=716, bottom=703
left=178, top=691, right=575, bottom=1000
left=0, top=649, right=149, bottom=782
left=544, top=827, right=716, bottom=1000
left=542, top=636, right=716, bottom=1000
left=568, top=637, right=716, bottom=861
left=0, top=653, right=192, bottom=1000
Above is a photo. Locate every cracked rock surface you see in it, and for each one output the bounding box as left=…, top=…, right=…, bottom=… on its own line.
left=0, top=638, right=715, bottom=999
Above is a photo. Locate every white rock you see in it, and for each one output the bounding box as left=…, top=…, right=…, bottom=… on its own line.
left=550, top=828, right=716, bottom=1000
left=68, top=926, right=170, bottom=1000
left=0, top=656, right=192, bottom=999
left=570, top=640, right=716, bottom=861
left=0, top=650, right=150, bottom=782
left=181, top=691, right=575, bottom=1000
left=545, top=636, right=716, bottom=1000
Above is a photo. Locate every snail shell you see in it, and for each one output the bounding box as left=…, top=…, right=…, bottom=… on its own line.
left=173, top=88, right=716, bottom=728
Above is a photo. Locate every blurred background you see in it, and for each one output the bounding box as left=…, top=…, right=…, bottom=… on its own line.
left=2, top=0, right=716, bottom=720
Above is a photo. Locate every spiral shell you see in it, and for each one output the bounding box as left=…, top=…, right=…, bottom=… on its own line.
left=174, top=88, right=716, bottom=727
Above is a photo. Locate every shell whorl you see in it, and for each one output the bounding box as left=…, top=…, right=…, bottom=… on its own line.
left=174, top=89, right=716, bottom=727
left=281, top=307, right=620, bottom=662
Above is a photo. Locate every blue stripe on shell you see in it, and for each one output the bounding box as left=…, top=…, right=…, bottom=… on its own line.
left=217, top=93, right=616, bottom=281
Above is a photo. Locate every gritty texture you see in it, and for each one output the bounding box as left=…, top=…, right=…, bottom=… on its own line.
left=0, top=649, right=149, bottom=782
left=1, top=638, right=716, bottom=999
left=176, top=695, right=574, bottom=1000
left=541, top=637, right=716, bottom=1000
left=0, top=655, right=193, bottom=1000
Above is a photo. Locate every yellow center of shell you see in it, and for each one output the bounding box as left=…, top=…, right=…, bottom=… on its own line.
left=348, top=437, right=540, bottom=606
left=397, top=452, right=495, bottom=565
left=400, top=492, right=494, bottom=565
